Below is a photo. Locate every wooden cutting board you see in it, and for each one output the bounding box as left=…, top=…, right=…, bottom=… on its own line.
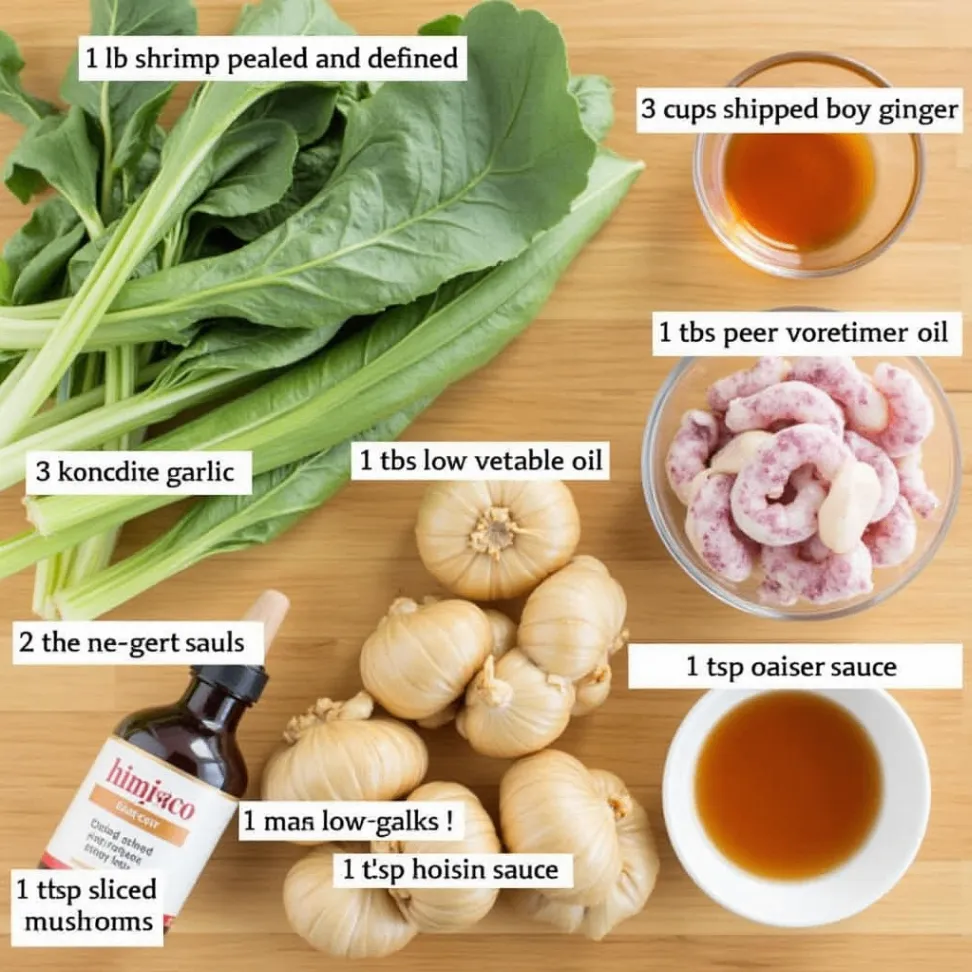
left=0, top=1, right=969, bottom=969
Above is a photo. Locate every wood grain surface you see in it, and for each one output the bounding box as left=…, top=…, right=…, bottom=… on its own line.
left=0, top=1, right=970, bottom=970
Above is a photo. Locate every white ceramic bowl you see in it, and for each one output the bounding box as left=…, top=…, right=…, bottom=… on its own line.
left=663, top=689, right=930, bottom=927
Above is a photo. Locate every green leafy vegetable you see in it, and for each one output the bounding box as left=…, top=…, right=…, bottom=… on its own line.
left=570, top=75, right=615, bottom=143
left=215, top=138, right=342, bottom=243
left=238, top=84, right=338, bottom=147
left=44, top=1, right=596, bottom=340
left=190, top=119, right=301, bottom=219
left=55, top=402, right=432, bottom=619
left=60, top=0, right=198, bottom=214
left=4, top=108, right=103, bottom=237
left=12, top=149, right=642, bottom=565
left=0, top=0, right=352, bottom=445
left=0, top=259, right=12, bottom=304
left=0, top=31, right=57, bottom=125
left=419, top=13, right=464, bottom=35
left=0, top=0, right=641, bottom=619
left=4, top=198, right=86, bottom=304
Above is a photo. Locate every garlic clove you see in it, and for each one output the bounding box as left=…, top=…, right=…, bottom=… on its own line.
left=376, top=782, right=501, bottom=933
left=415, top=481, right=581, bottom=600
left=484, top=608, right=517, bottom=659
left=457, top=652, right=573, bottom=758
left=519, top=556, right=628, bottom=680
left=572, top=659, right=612, bottom=716
left=512, top=777, right=659, bottom=940
left=262, top=693, right=428, bottom=806
left=416, top=701, right=459, bottom=730
left=283, top=844, right=418, bottom=958
left=360, top=596, right=492, bottom=720
left=500, top=749, right=623, bottom=906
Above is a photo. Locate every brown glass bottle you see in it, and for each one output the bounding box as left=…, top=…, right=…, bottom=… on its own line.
left=115, top=663, right=265, bottom=797
left=38, top=664, right=268, bottom=930
left=38, top=590, right=288, bottom=933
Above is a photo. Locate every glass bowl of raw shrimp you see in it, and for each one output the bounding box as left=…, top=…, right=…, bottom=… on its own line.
left=641, top=354, right=960, bottom=619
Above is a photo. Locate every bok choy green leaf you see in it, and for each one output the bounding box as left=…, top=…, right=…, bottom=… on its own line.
left=6, top=149, right=642, bottom=578
left=0, top=0, right=351, bottom=444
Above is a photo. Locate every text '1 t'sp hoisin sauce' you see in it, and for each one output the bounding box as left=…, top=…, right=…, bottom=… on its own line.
left=695, top=691, right=883, bottom=880
left=39, top=591, right=290, bottom=931
left=722, top=132, right=876, bottom=251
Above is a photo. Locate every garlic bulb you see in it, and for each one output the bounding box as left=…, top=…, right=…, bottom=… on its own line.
left=375, top=781, right=501, bottom=932
left=360, top=597, right=491, bottom=720
left=283, top=784, right=503, bottom=956
left=284, top=843, right=418, bottom=958
left=485, top=608, right=517, bottom=659
left=512, top=769, right=659, bottom=939
left=500, top=749, right=626, bottom=905
left=519, top=555, right=628, bottom=680
left=262, top=691, right=427, bottom=803
left=572, top=657, right=613, bottom=716
left=415, top=480, right=581, bottom=600
left=456, top=651, right=575, bottom=758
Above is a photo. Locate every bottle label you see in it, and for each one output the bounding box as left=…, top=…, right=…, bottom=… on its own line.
left=42, top=736, right=238, bottom=927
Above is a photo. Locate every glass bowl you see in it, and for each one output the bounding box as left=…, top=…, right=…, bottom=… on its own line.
left=693, top=52, right=925, bottom=278
left=641, top=355, right=960, bottom=620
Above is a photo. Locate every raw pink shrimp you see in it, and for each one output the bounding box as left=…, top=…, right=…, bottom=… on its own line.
left=757, top=534, right=828, bottom=606
left=715, top=415, right=734, bottom=451
left=665, top=409, right=719, bottom=503
left=758, top=576, right=798, bottom=607
left=685, top=472, right=758, bottom=582
left=760, top=540, right=874, bottom=605
left=706, top=356, right=792, bottom=412
left=871, top=363, right=934, bottom=458
left=894, top=448, right=940, bottom=519
left=725, top=381, right=845, bottom=438
left=802, top=534, right=835, bottom=563
left=844, top=430, right=899, bottom=522
left=790, top=357, right=888, bottom=434
left=730, top=424, right=850, bottom=546
left=863, top=496, right=917, bottom=567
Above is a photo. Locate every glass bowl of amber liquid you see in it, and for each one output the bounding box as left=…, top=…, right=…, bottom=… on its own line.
left=693, top=52, right=925, bottom=278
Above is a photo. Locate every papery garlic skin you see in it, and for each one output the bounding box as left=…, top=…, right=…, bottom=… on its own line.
left=415, top=481, right=581, bottom=600
left=572, top=657, right=613, bottom=716
left=360, top=597, right=491, bottom=720
left=284, top=844, right=418, bottom=958
left=484, top=608, right=517, bottom=659
left=377, top=781, right=501, bottom=932
left=500, top=749, right=623, bottom=905
left=262, top=691, right=427, bottom=804
left=513, top=772, right=658, bottom=939
left=519, top=556, right=628, bottom=680
left=456, top=651, right=575, bottom=758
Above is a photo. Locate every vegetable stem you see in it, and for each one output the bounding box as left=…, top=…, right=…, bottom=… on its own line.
left=19, top=358, right=168, bottom=438
left=55, top=400, right=434, bottom=619
left=0, top=83, right=274, bottom=443
left=98, top=81, right=114, bottom=219
left=0, top=368, right=255, bottom=491
left=60, top=345, right=139, bottom=587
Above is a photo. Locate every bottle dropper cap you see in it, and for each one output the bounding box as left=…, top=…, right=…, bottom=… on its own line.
left=192, top=590, right=290, bottom=705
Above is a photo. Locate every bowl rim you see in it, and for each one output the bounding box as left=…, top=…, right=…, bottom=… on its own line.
left=661, top=687, right=932, bottom=927
left=641, top=347, right=963, bottom=621
left=692, top=50, right=926, bottom=279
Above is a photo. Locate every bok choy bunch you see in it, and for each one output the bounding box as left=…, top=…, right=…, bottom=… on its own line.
left=0, top=0, right=642, bottom=618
